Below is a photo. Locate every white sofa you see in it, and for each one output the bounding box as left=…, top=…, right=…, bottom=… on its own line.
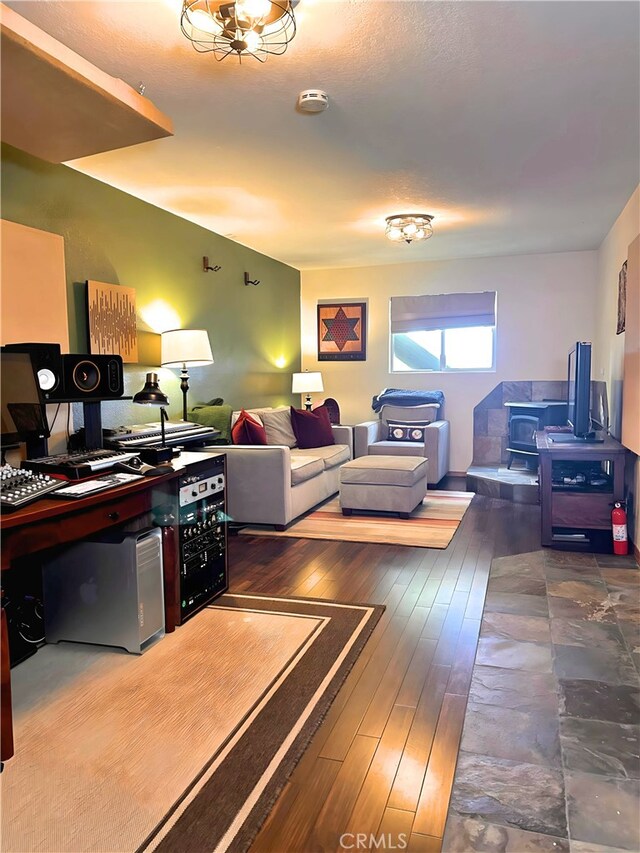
left=213, top=410, right=352, bottom=528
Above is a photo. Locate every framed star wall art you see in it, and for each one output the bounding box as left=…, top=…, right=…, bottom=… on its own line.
left=317, top=302, right=367, bottom=361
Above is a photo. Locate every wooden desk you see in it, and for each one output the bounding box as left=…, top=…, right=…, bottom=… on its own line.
left=2, top=471, right=176, bottom=568
left=0, top=467, right=183, bottom=764
left=537, top=431, right=627, bottom=548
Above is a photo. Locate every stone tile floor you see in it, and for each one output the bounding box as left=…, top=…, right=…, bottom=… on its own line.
left=466, top=465, right=540, bottom=505
left=467, top=465, right=539, bottom=488
left=443, top=549, right=640, bottom=852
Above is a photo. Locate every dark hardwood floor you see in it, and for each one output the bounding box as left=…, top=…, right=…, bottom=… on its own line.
left=227, top=494, right=542, bottom=853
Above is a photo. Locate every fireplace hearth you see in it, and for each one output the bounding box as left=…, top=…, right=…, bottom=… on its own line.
left=469, top=380, right=607, bottom=503
left=505, top=401, right=568, bottom=469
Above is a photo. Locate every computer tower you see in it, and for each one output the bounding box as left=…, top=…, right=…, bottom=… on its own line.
left=43, top=527, right=164, bottom=654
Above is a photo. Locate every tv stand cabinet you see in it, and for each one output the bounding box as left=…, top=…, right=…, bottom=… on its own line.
left=537, top=431, right=626, bottom=548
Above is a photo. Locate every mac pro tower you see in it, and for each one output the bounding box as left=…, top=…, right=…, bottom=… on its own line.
left=43, top=527, right=164, bottom=654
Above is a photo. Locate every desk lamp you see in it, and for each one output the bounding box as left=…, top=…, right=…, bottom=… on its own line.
left=161, top=329, right=214, bottom=422
left=133, top=373, right=173, bottom=464
left=292, top=371, right=323, bottom=411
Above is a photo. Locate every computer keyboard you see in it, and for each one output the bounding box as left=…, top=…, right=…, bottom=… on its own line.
left=49, top=472, right=144, bottom=499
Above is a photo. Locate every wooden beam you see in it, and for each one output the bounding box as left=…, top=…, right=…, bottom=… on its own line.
left=0, top=3, right=173, bottom=163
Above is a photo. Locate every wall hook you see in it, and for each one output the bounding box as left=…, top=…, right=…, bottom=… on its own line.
left=244, top=272, right=260, bottom=286
left=203, top=256, right=222, bottom=272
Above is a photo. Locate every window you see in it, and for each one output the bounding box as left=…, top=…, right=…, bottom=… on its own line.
left=390, top=291, right=496, bottom=373
left=392, top=326, right=495, bottom=371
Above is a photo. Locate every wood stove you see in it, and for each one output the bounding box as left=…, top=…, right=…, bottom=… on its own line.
left=505, top=401, right=568, bottom=469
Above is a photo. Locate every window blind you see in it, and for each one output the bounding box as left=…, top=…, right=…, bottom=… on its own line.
left=390, top=291, right=497, bottom=333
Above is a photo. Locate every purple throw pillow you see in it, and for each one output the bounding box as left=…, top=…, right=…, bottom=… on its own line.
left=290, top=406, right=335, bottom=449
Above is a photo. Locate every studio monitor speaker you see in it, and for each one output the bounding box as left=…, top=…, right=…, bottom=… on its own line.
left=58, top=354, right=124, bottom=400
left=2, top=344, right=124, bottom=401
left=2, top=342, right=62, bottom=398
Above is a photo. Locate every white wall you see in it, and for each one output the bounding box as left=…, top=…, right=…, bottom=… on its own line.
left=593, top=185, right=640, bottom=544
left=301, top=250, right=598, bottom=473
left=593, top=186, right=640, bottom=436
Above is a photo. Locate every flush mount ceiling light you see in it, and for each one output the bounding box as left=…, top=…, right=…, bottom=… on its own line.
left=385, top=213, right=435, bottom=245
left=181, top=0, right=297, bottom=62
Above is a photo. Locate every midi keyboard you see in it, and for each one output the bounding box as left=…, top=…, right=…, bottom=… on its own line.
left=105, top=422, right=220, bottom=449
left=22, top=449, right=140, bottom=480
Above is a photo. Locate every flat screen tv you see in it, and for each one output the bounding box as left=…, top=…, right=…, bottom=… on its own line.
left=0, top=349, right=50, bottom=449
left=550, top=341, right=603, bottom=443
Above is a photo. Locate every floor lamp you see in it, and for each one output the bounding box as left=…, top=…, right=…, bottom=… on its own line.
left=161, top=329, right=214, bottom=422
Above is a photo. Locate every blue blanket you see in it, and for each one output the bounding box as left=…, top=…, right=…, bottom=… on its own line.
left=372, top=388, right=445, bottom=413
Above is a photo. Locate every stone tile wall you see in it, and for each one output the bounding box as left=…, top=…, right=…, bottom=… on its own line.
left=472, top=381, right=607, bottom=466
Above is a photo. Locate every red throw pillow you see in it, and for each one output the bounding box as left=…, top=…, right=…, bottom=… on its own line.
left=231, top=410, right=267, bottom=445
left=290, top=405, right=335, bottom=449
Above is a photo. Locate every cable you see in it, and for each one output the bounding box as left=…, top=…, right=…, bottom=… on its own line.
left=47, top=403, right=61, bottom=433
left=589, top=416, right=611, bottom=436
left=16, top=596, right=45, bottom=645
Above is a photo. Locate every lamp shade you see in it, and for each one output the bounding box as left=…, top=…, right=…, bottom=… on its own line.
left=161, top=329, right=214, bottom=367
left=133, top=373, right=170, bottom=406
left=292, top=371, right=323, bottom=394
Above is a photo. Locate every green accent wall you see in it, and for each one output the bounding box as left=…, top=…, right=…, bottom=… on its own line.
left=1, top=144, right=301, bottom=425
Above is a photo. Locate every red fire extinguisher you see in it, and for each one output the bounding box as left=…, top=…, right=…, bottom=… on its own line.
left=612, top=501, right=628, bottom=556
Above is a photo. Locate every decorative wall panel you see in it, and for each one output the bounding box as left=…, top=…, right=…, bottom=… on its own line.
left=87, top=280, right=138, bottom=363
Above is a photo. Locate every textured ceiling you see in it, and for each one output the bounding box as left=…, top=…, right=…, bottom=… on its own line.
left=6, top=0, right=640, bottom=269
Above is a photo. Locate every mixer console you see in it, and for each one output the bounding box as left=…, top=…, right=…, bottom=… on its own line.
left=1, top=466, right=65, bottom=510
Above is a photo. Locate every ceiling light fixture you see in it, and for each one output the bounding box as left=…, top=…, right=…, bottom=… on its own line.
left=181, top=0, right=297, bottom=62
left=385, top=213, right=435, bottom=245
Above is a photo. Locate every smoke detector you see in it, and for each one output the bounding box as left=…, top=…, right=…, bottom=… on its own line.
left=297, top=89, right=329, bottom=113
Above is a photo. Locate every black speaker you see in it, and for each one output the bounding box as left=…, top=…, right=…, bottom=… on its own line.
left=2, top=344, right=124, bottom=401
left=2, top=342, right=62, bottom=398
left=58, top=354, right=124, bottom=400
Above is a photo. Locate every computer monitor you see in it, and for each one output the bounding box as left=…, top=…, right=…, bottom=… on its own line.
left=1, top=349, right=50, bottom=450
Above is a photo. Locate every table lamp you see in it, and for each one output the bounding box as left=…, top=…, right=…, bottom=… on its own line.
left=161, top=329, right=214, bottom=422
left=292, top=371, right=323, bottom=411
left=133, top=373, right=173, bottom=464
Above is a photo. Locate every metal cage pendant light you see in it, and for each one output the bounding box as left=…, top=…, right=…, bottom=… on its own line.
left=385, top=213, right=434, bottom=245
left=181, top=0, right=297, bottom=62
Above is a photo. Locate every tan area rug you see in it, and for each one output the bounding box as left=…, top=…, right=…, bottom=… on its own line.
left=1, top=594, right=383, bottom=853
left=239, top=491, right=474, bottom=549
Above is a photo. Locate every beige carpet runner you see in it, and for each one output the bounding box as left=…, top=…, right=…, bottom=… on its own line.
left=240, top=491, right=474, bottom=549
left=1, top=594, right=382, bottom=853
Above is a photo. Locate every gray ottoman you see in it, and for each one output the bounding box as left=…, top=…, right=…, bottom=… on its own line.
left=339, top=455, right=428, bottom=519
